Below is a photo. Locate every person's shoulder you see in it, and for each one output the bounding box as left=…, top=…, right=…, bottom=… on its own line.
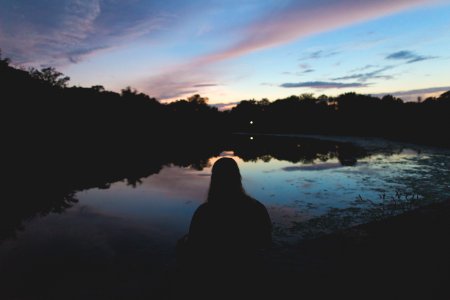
left=196, top=202, right=209, bottom=211
left=193, top=202, right=210, bottom=216
left=245, top=195, right=272, bottom=228
left=245, top=195, right=269, bottom=212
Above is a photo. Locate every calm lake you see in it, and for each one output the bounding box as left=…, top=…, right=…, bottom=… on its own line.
left=1, top=134, right=449, bottom=298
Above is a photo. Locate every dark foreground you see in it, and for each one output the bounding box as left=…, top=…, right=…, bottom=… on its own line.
left=266, top=199, right=450, bottom=300
left=171, top=199, right=450, bottom=300
left=1, top=199, right=449, bottom=300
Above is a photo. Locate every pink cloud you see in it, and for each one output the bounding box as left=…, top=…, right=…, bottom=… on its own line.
left=145, top=0, right=438, bottom=101
left=195, top=0, right=436, bottom=65
left=141, top=67, right=220, bottom=101
left=211, top=102, right=241, bottom=111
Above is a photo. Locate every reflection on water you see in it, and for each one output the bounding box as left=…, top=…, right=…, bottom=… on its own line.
left=1, top=134, right=450, bottom=298
left=2, top=134, right=450, bottom=243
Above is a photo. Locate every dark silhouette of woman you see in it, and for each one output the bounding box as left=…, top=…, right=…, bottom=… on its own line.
left=187, top=157, right=272, bottom=252
left=173, top=157, right=272, bottom=298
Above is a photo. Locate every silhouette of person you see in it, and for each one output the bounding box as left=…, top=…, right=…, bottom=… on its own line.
left=173, top=157, right=272, bottom=298
left=188, top=157, right=272, bottom=250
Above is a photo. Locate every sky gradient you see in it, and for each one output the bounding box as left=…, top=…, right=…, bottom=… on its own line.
left=1, top=0, right=449, bottom=105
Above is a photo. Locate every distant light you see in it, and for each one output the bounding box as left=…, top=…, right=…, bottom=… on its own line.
left=250, top=121, right=253, bottom=125
left=250, top=136, right=254, bottom=140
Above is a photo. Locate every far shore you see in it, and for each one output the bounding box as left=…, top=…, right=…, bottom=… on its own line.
left=235, top=131, right=450, bottom=151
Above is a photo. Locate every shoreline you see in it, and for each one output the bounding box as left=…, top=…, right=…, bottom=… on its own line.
left=234, top=132, right=450, bottom=152
left=265, top=198, right=450, bottom=299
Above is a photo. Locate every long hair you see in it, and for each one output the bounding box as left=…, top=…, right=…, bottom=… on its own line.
left=207, top=157, right=246, bottom=204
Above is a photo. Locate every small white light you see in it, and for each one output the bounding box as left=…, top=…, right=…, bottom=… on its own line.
left=250, top=136, right=254, bottom=140
left=250, top=121, right=253, bottom=125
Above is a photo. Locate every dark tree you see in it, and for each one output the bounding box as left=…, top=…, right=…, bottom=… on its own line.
left=29, top=67, right=70, bottom=88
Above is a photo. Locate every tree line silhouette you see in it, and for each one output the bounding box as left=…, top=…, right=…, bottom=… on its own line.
left=230, top=92, right=450, bottom=147
left=2, top=52, right=449, bottom=148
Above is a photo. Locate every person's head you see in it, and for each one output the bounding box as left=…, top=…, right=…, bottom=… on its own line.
left=207, top=157, right=246, bottom=204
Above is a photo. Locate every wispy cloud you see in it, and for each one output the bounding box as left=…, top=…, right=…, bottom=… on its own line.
left=192, top=83, right=220, bottom=88
left=386, top=51, right=419, bottom=60
left=142, top=66, right=223, bottom=100
left=299, top=64, right=311, bottom=69
left=159, top=89, right=199, bottom=101
left=386, top=50, right=437, bottom=64
left=300, top=50, right=340, bottom=61
left=298, top=63, right=315, bottom=73
left=0, top=0, right=174, bottom=66
left=66, top=45, right=109, bottom=63
left=156, top=85, right=199, bottom=101
left=196, top=0, right=435, bottom=65
left=373, top=86, right=450, bottom=98
left=261, top=82, right=277, bottom=87
left=210, top=101, right=241, bottom=111
left=282, top=69, right=315, bottom=76
left=280, top=81, right=367, bottom=89
left=144, top=0, right=436, bottom=100
left=333, top=66, right=395, bottom=82
left=350, top=64, right=378, bottom=72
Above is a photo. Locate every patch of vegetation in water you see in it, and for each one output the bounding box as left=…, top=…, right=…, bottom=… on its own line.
left=287, top=191, right=440, bottom=241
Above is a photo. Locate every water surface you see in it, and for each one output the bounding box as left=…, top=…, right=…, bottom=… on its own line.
left=1, top=135, right=449, bottom=298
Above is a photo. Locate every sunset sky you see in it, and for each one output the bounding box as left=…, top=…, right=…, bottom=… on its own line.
left=1, top=0, right=449, bottom=106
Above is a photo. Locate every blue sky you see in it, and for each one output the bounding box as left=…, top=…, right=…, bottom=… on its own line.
left=1, top=0, right=449, bottom=105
